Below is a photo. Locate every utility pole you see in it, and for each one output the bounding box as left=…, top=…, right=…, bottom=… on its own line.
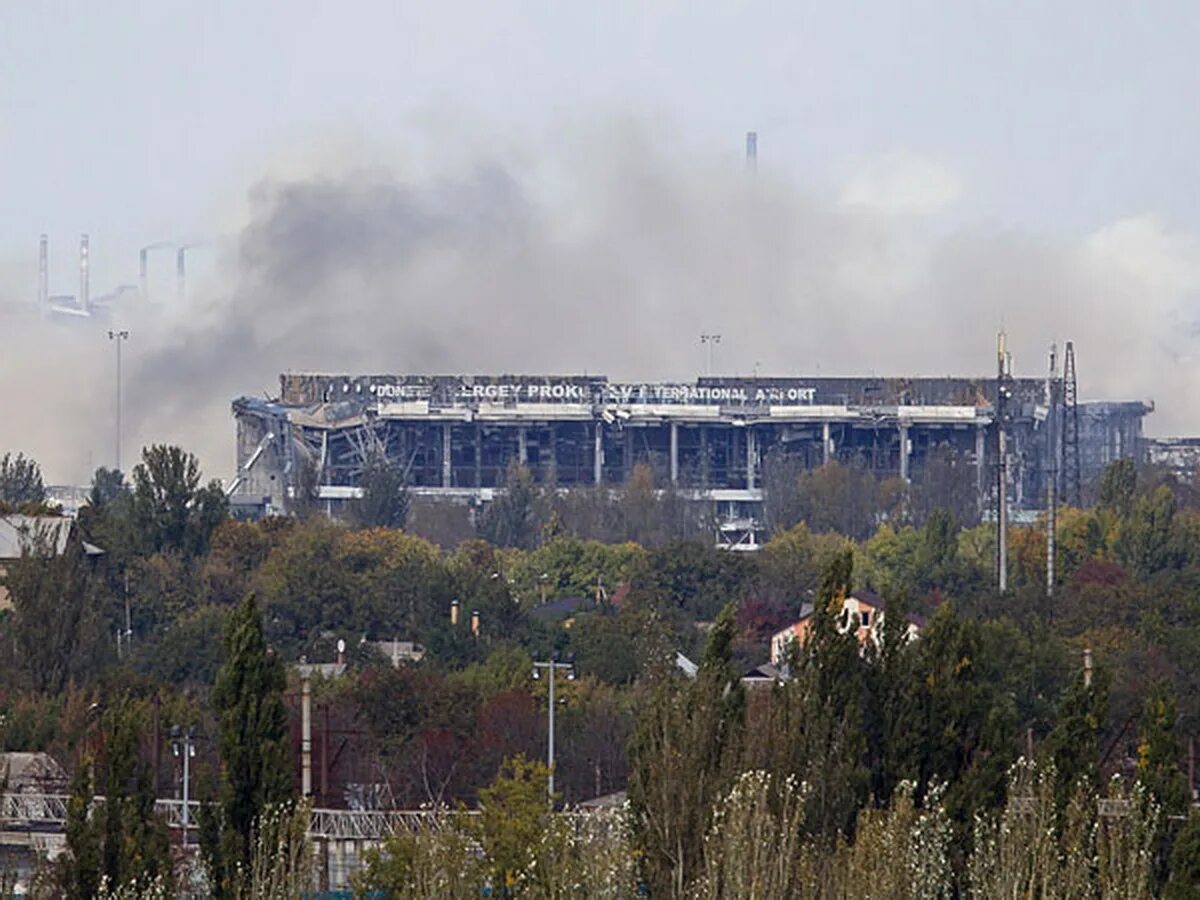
left=301, top=674, right=312, bottom=797
left=107, top=330, right=130, bottom=471
left=996, top=332, right=1011, bottom=593
left=1046, top=343, right=1058, bottom=599
left=170, top=726, right=196, bottom=841
left=532, top=655, right=574, bottom=803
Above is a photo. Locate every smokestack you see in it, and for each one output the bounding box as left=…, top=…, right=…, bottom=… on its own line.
left=139, top=248, right=149, bottom=301
left=79, top=233, right=90, bottom=314
left=176, top=246, right=186, bottom=302
left=745, top=131, right=758, bottom=172
left=37, top=235, right=48, bottom=307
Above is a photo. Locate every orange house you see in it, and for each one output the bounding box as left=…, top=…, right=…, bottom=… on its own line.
left=769, top=590, right=922, bottom=667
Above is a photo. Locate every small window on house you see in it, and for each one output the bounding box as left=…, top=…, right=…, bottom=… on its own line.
left=860, top=610, right=871, bottom=627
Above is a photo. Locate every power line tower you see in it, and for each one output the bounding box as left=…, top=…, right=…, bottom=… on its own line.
left=1062, top=341, right=1081, bottom=506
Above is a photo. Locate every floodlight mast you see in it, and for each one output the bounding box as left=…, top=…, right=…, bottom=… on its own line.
left=532, top=655, right=575, bottom=803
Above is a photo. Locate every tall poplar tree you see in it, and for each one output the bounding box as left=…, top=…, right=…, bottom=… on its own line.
left=201, top=593, right=291, bottom=897
left=628, top=602, right=745, bottom=897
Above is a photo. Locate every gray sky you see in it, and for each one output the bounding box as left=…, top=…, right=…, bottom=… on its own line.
left=5, top=1, right=1200, bottom=264
left=2, top=1, right=1199, bottom=482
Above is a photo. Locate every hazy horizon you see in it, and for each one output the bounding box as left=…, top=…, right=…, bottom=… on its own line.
left=2, top=3, right=1198, bottom=484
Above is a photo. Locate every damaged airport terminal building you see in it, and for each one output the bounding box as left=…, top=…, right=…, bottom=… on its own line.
left=230, top=371, right=1152, bottom=546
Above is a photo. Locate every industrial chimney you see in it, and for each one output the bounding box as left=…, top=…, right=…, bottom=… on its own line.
left=79, top=233, right=90, bottom=314
left=37, top=235, right=48, bottom=308
left=176, top=246, right=186, bottom=302
left=745, top=131, right=758, bottom=171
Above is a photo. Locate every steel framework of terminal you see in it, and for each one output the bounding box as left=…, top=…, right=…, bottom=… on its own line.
left=231, top=355, right=1151, bottom=549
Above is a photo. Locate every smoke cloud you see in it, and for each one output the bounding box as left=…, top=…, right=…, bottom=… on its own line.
left=2, top=123, right=1198, bottom=485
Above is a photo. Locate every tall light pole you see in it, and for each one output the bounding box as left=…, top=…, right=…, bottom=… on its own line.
left=700, top=333, right=722, bottom=376
left=108, top=330, right=129, bottom=471
left=170, top=725, right=197, bottom=840
left=532, top=655, right=574, bottom=803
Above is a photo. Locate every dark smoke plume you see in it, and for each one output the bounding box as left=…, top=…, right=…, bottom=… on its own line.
left=3, top=127, right=1198, bottom=483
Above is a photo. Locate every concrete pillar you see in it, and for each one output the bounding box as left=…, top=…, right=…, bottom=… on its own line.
left=518, top=427, right=528, bottom=465
left=334, top=840, right=346, bottom=890
left=474, top=425, right=482, bottom=487
left=700, top=426, right=710, bottom=488
left=899, top=424, right=910, bottom=482
left=442, top=424, right=452, bottom=487
left=975, top=423, right=986, bottom=498
left=594, top=422, right=604, bottom=485
left=822, top=421, right=832, bottom=465
left=746, top=427, right=757, bottom=490
left=669, top=422, right=679, bottom=484
left=547, top=425, right=557, bottom=484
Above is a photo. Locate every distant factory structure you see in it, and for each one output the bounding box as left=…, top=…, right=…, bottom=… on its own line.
left=30, top=234, right=201, bottom=319
left=230, top=369, right=1152, bottom=545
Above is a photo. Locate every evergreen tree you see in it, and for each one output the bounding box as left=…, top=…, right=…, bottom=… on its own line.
left=1118, top=485, right=1182, bottom=579
left=130, top=444, right=228, bottom=557
left=1042, top=665, right=1110, bottom=815
left=87, top=467, right=127, bottom=508
left=1138, top=682, right=1190, bottom=816
left=201, top=594, right=291, bottom=897
left=355, top=453, right=410, bottom=529
left=3, top=523, right=102, bottom=693
left=905, top=604, right=1017, bottom=823
left=0, top=451, right=45, bottom=507
left=916, top=507, right=959, bottom=592
left=477, top=462, right=541, bottom=549
left=99, top=697, right=172, bottom=892
left=791, top=549, right=870, bottom=836
left=1165, top=812, right=1200, bottom=900
left=1098, top=458, right=1138, bottom=517
left=60, top=762, right=100, bottom=898
left=628, top=602, right=745, bottom=897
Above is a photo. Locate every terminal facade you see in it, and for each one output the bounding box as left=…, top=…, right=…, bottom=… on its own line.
left=231, top=373, right=1152, bottom=545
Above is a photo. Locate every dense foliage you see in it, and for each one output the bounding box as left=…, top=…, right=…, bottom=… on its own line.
left=3, top=445, right=1200, bottom=893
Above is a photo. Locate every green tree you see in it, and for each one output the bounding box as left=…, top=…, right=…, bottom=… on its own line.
left=0, top=451, right=45, bottom=506
left=1099, top=458, right=1138, bottom=517
left=354, top=453, right=410, bottom=529
left=130, top=444, right=228, bottom=556
left=1165, top=812, right=1200, bottom=899
left=99, top=696, right=172, bottom=892
left=2, top=523, right=102, bottom=693
left=628, top=602, right=744, bottom=897
left=475, top=754, right=552, bottom=893
left=792, top=549, right=870, bottom=836
left=87, top=467, right=127, bottom=508
left=478, top=463, right=542, bottom=549
left=916, top=507, right=960, bottom=593
left=1118, top=485, right=1183, bottom=579
left=1138, top=683, right=1190, bottom=816
left=201, top=594, right=291, bottom=898
left=903, top=604, right=1017, bottom=823
left=1042, top=666, right=1111, bottom=814
left=60, top=761, right=101, bottom=899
